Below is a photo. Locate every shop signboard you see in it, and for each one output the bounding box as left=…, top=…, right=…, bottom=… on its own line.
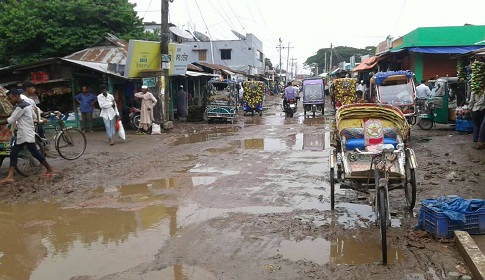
left=142, top=77, right=156, bottom=88
left=124, top=40, right=161, bottom=78
left=168, top=43, right=191, bottom=76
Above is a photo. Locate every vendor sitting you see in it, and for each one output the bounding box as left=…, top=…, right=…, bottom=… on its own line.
left=355, top=90, right=366, bottom=103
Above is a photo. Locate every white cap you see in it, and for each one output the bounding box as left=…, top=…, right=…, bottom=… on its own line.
left=179, top=85, right=184, bottom=88
left=141, top=85, right=148, bottom=89
left=360, top=80, right=364, bottom=83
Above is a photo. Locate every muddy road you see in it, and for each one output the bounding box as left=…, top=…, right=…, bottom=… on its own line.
left=0, top=95, right=484, bottom=280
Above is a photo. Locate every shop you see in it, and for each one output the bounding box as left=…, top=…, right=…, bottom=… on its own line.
left=0, top=58, right=131, bottom=128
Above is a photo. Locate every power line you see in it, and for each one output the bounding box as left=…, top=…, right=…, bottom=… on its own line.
left=393, top=0, right=407, bottom=34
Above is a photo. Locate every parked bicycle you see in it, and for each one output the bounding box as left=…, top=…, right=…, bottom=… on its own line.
left=37, top=111, right=87, bottom=160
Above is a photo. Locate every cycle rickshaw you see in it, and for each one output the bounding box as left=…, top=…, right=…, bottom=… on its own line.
left=328, top=103, right=418, bottom=264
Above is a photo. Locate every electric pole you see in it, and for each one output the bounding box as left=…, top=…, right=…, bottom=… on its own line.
left=291, top=58, right=297, bottom=80
left=276, top=38, right=283, bottom=86
left=329, top=43, right=333, bottom=75
left=161, top=0, right=170, bottom=122
left=285, top=42, right=293, bottom=83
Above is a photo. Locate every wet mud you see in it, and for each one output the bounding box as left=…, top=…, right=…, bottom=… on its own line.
left=0, top=95, right=483, bottom=279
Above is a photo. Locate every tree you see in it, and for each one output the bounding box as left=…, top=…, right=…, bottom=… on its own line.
left=305, top=46, right=376, bottom=73
left=265, top=58, right=273, bottom=70
left=0, top=0, right=153, bottom=66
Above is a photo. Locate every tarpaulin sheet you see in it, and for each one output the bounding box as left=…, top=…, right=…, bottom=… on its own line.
left=407, top=46, right=485, bottom=54
left=419, top=196, right=485, bottom=223
left=374, top=70, right=414, bottom=86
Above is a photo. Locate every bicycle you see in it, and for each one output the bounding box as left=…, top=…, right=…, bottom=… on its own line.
left=0, top=127, right=44, bottom=177
left=355, top=144, right=401, bottom=265
left=37, top=111, right=87, bottom=160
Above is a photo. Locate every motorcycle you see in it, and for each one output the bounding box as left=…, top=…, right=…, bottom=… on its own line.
left=284, top=98, right=297, bottom=117
left=129, top=107, right=141, bottom=130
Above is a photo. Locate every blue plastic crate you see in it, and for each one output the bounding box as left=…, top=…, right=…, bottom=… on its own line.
left=456, top=119, right=473, bottom=132
left=419, top=205, right=485, bottom=238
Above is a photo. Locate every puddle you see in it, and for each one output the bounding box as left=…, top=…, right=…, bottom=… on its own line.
left=0, top=202, right=178, bottom=280
left=190, top=164, right=240, bottom=176
left=241, top=132, right=330, bottom=151
left=270, top=235, right=405, bottom=265
left=173, top=127, right=239, bottom=146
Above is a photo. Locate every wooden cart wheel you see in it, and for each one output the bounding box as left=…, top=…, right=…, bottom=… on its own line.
left=330, top=167, right=335, bottom=210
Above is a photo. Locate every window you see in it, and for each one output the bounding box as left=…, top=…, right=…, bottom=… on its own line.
left=198, top=50, right=207, bottom=61
left=221, top=49, right=231, bottom=60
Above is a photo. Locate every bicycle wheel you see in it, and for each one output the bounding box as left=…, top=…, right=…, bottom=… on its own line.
left=56, top=128, right=86, bottom=160
left=16, top=142, right=43, bottom=177
left=378, top=187, right=388, bottom=265
left=404, top=156, right=417, bottom=210
left=330, top=167, right=335, bottom=210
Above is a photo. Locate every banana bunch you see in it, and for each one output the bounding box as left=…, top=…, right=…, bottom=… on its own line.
left=333, top=78, right=357, bottom=106
left=470, top=60, right=485, bottom=96
left=457, top=60, right=467, bottom=81
left=243, top=81, right=263, bottom=108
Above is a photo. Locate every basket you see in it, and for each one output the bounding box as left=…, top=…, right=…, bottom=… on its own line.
left=418, top=205, right=485, bottom=238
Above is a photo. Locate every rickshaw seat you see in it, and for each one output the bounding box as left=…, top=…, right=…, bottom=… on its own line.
left=345, top=138, right=397, bottom=151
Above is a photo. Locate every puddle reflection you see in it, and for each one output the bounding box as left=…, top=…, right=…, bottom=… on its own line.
left=270, top=235, right=405, bottom=265
left=173, top=127, right=238, bottom=146
left=241, top=132, right=330, bottom=151
left=0, top=202, right=178, bottom=280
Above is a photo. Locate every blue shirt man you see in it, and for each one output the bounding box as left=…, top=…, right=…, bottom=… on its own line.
left=75, top=86, right=97, bottom=132
left=284, top=84, right=296, bottom=100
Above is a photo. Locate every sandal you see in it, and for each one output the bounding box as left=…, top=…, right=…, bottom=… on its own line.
left=472, top=143, right=485, bottom=150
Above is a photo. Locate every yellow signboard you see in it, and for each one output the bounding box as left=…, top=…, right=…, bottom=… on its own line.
left=124, top=40, right=161, bottom=78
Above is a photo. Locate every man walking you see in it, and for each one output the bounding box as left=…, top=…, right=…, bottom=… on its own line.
left=97, top=84, right=119, bottom=145
left=75, top=85, right=97, bottom=132
left=177, top=85, right=188, bottom=120
left=134, top=85, right=157, bottom=134
left=0, top=89, right=54, bottom=184
left=416, top=80, right=431, bottom=113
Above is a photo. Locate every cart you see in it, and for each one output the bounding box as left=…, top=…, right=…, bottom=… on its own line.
left=331, top=78, right=357, bottom=110
left=242, top=81, right=264, bottom=116
left=328, top=103, right=417, bottom=264
left=302, top=77, right=325, bottom=117
left=205, top=80, right=238, bottom=124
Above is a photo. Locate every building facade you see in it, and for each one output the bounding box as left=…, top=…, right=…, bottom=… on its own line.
left=180, top=33, right=265, bottom=75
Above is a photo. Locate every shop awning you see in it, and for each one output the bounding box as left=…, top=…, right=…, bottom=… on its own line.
left=221, top=69, right=235, bottom=76
left=407, top=46, right=485, bottom=54
left=352, top=56, right=377, bottom=72
left=185, top=71, right=219, bottom=77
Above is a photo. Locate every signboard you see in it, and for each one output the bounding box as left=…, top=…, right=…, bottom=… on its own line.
left=168, top=43, right=191, bottom=76
left=376, top=36, right=393, bottom=55
left=142, top=77, right=156, bottom=88
left=124, top=40, right=161, bottom=78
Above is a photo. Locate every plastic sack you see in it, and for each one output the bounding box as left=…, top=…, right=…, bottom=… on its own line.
left=117, top=119, right=125, bottom=140
left=151, top=123, right=161, bottom=135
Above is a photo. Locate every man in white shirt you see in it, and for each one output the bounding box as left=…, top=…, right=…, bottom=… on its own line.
left=97, top=84, right=119, bottom=146
left=416, top=80, right=431, bottom=113
left=0, top=89, right=54, bottom=184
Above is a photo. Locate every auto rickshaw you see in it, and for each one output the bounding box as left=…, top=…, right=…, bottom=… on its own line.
left=417, top=77, right=466, bottom=130
left=302, top=77, right=325, bottom=117
left=370, top=71, right=416, bottom=124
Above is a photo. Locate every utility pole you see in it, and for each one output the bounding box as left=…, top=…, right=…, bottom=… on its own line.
left=160, top=0, right=170, bottom=123
left=324, top=52, right=327, bottom=73
left=285, top=42, right=293, bottom=83
left=291, top=58, right=297, bottom=80
left=276, top=38, right=283, bottom=86
left=329, top=43, right=333, bottom=75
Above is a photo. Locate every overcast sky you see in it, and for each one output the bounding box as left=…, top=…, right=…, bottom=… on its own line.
left=130, top=0, right=485, bottom=72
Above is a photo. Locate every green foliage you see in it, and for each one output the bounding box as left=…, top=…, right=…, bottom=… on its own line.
left=305, top=46, right=376, bottom=74
left=0, top=0, right=153, bottom=66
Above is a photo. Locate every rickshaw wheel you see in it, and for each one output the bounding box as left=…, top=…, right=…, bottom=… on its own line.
left=378, top=187, right=388, bottom=265
left=404, top=156, right=417, bottom=210
left=330, top=168, right=335, bottom=210
left=313, top=110, right=316, bottom=118
left=418, top=118, right=433, bottom=130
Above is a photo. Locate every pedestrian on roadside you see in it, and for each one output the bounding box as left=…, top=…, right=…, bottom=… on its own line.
left=75, top=85, right=97, bottom=132
left=134, top=85, right=157, bottom=134
left=0, top=89, right=54, bottom=184
left=469, top=89, right=485, bottom=149
left=97, top=84, right=119, bottom=146
left=177, top=85, right=188, bottom=119
left=415, top=80, right=431, bottom=113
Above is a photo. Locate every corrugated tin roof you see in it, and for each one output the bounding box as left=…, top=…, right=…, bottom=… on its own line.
left=64, top=46, right=127, bottom=64
left=62, top=59, right=127, bottom=79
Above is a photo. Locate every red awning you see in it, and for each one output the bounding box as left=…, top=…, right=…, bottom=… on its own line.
left=352, top=56, right=378, bottom=72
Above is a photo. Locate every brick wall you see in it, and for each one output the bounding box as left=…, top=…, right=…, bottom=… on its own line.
left=422, top=54, right=457, bottom=80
